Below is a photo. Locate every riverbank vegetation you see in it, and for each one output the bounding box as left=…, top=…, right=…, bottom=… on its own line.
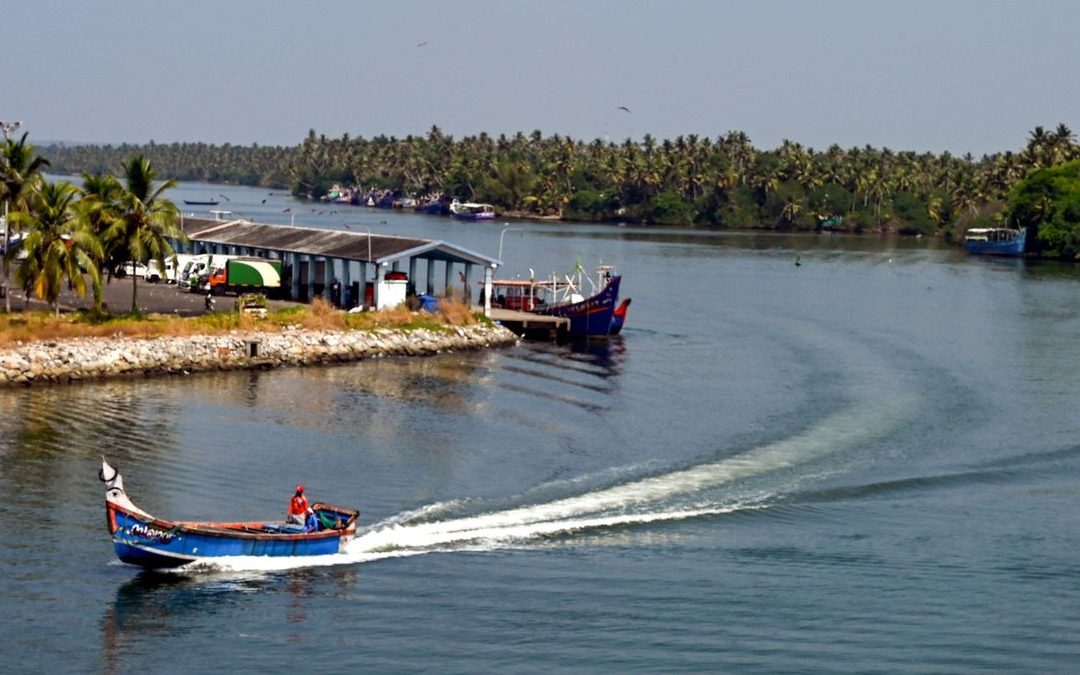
left=40, top=125, right=1080, bottom=241
left=0, top=298, right=482, bottom=348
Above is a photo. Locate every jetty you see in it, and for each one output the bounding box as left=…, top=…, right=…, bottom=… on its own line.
left=486, top=308, right=570, bottom=341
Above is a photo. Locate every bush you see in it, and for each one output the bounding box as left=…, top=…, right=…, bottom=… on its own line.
left=645, top=191, right=695, bottom=226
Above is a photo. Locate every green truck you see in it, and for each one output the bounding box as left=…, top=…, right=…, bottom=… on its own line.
left=207, top=257, right=283, bottom=296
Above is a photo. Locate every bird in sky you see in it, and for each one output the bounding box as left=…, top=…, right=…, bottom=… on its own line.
left=617, top=106, right=631, bottom=113
left=417, top=41, right=429, bottom=47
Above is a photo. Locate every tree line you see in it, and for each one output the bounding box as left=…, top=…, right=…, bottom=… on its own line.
left=34, top=123, right=1080, bottom=255
left=2, top=133, right=184, bottom=315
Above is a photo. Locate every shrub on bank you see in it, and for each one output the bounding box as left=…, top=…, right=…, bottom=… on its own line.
left=0, top=298, right=485, bottom=348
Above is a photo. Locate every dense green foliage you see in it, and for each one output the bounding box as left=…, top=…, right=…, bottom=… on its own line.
left=39, top=124, right=1080, bottom=240
left=1004, top=160, right=1080, bottom=259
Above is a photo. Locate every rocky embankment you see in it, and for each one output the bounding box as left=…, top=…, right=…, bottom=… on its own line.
left=0, top=323, right=518, bottom=386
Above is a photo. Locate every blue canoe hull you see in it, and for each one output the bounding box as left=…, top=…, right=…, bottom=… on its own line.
left=533, top=275, right=622, bottom=337
left=108, top=504, right=356, bottom=569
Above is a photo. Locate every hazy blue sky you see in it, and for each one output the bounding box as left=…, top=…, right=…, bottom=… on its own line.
left=4, top=0, right=1078, bottom=155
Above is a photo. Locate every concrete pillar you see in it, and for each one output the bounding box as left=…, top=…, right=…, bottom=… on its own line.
left=341, top=259, right=352, bottom=308
left=290, top=252, right=301, bottom=301
left=483, top=265, right=493, bottom=317
left=464, top=264, right=474, bottom=305
left=374, top=262, right=386, bottom=308
left=426, top=259, right=436, bottom=295
left=408, top=258, right=418, bottom=287
left=323, top=257, right=335, bottom=304
left=306, top=254, right=317, bottom=300
left=443, top=262, right=454, bottom=298
left=358, top=262, right=368, bottom=308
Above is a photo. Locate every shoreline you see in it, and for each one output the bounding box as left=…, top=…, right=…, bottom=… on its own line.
left=0, top=323, right=519, bottom=387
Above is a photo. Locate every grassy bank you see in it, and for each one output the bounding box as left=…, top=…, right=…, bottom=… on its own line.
left=0, top=298, right=484, bottom=349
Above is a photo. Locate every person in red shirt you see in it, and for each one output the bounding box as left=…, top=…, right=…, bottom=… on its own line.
left=286, top=484, right=312, bottom=527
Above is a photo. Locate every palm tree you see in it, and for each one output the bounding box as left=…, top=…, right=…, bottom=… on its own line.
left=106, top=157, right=183, bottom=314
left=12, top=181, right=102, bottom=316
left=1, top=132, right=50, bottom=312
left=78, top=171, right=123, bottom=310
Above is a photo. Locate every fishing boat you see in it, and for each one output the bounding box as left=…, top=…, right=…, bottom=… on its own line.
left=183, top=199, right=220, bottom=206
left=964, top=227, right=1026, bottom=256
left=492, top=264, right=630, bottom=337
left=449, top=200, right=496, bottom=221
left=99, top=458, right=359, bottom=569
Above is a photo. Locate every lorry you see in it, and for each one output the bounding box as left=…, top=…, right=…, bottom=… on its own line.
left=180, top=254, right=235, bottom=292
left=206, top=257, right=283, bottom=297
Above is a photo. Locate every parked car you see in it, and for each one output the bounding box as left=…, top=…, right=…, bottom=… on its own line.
left=116, top=262, right=148, bottom=279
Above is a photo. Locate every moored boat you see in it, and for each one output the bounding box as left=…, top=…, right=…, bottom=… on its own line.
left=324, top=184, right=353, bottom=204
left=184, top=199, right=220, bottom=206
left=449, top=199, right=496, bottom=221
left=99, top=458, right=359, bottom=569
left=492, top=264, right=630, bottom=337
left=964, top=227, right=1026, bottom=256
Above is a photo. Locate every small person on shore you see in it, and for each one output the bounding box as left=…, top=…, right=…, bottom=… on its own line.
left=204, top=292, right=215, bottom=311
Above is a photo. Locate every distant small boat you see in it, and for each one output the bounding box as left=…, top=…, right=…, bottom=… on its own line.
left=99, top=458, right=359, bottom=569
left=449, top=199, right=496, bottom=221
left=184, top=199, right=220, bottom=206
left=964, top=227, right=1026, bottom=256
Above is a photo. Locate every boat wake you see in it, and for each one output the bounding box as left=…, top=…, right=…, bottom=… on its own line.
left=171, top=322, right=918, bottom=575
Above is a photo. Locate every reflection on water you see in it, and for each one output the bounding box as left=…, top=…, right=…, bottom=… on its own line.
left=102, top=566, right=358, bottom=673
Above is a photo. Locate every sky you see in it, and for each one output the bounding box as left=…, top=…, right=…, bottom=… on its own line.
left=4, top=0, right=1079, bottom=156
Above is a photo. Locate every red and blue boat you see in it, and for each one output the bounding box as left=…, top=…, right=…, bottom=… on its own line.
left=492, top=264, right=631, bottom=338
left=100, top=458, right=359, bottom=569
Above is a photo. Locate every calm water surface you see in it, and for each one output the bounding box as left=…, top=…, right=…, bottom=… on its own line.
left=3, top=182, right=1080, bottom=671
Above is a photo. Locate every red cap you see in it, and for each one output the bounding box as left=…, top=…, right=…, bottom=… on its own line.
left=295, top=484, right=304, bottom=494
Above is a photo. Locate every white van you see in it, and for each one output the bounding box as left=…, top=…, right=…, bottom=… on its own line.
left=160, top=253, right=195, bottom=284
left=179, top=254, right=235, bottom=292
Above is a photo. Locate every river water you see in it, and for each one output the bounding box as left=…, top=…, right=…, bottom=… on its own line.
left=3, top=181, right=1080, bottom=671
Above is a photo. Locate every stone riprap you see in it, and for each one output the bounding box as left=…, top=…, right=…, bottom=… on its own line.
left=0, top=324, right=518, bottom=386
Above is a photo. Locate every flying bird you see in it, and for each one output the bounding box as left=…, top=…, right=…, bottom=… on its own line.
left=417, top=41, right=429, bottom=47
left=219, top=194, right=231, bottom=201
left=261, top=199, right=267, bottom=203
left=617, top=106, right=631, bottom=113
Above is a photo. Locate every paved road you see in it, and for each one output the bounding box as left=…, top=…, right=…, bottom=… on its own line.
left=1, top=274, right=302, bottom=317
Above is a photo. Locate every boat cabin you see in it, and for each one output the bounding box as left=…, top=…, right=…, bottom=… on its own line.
left=964, top=228, right=1021, bottom=243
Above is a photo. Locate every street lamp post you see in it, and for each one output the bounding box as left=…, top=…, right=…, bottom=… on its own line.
left=1, top=120, right=23, bottom=313
left=498, top=225, right=523, bottom=262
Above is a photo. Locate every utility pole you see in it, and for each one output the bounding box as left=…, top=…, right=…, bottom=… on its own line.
left=0, top=120, right=23, bottom=313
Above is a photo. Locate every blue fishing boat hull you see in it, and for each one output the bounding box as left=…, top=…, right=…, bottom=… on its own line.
left=533, top=275, right=623, bottom=337
left=107, top=504, right=357, bottom=569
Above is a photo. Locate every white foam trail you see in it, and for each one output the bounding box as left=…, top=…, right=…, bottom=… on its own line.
left=170, top=322, right=916, bottom=575
left=180, top=503, right=758, bottom=573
